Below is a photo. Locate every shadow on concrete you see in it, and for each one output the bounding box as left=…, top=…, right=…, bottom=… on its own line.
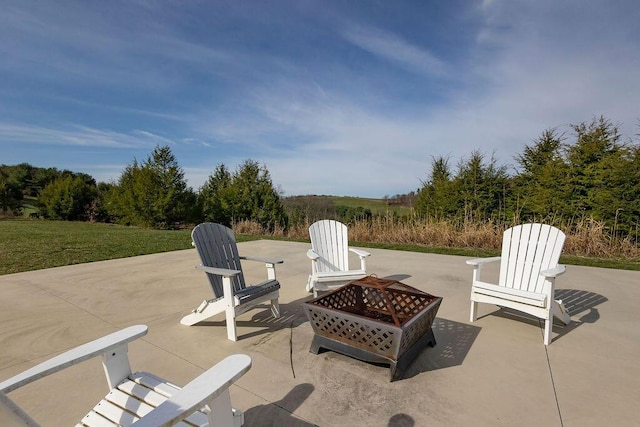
left=388, top=413, right=415, bottom=426
left=552, top=288, right=609, bottom=342
left=244, top=383, right=317, bottom=426
left=488, top=289, right=608, bottom=343
left=195, top=295, right=311, bottom=341
left=554, top=288, right=608, bottom=317
left=403, top=318, right=481, bottom=378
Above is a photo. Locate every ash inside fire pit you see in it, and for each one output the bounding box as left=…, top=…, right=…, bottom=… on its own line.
left=303, top=276, right=442, bottom=381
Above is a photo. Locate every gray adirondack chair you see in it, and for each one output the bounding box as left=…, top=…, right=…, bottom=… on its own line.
left=467, top=223, right=571, bottom=345
left=306, top=219, right=371, bottom=297
left=0, top=325, right=251, bottom=427
left=181, top=223, right=282, bottom=341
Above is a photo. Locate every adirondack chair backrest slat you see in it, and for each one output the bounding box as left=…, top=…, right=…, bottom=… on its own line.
left=498, top=223, right=565, bottom=294
left=309, top=220, right=350, bottom=273
left=192, top=223, right=246, bottom=298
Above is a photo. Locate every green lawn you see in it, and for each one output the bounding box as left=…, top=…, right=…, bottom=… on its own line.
left=1, top=219, right=637, bottom=276
left=0, top=220, right=193, bottom=275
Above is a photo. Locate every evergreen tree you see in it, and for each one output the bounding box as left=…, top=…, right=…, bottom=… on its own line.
left=454, top=151, right=509, bottom=222
left=565, top=117, right=626, bottom=220
left=198, top=164, right=233, bottom=225
left=198, top=160, right=287, bottom=230
left=596, top=142, right=640, bottom=236
left=513, top=128, right=570, bottom=219
left=415, top=156, right=457, bottom=219
left=106, top=146, right=193, bottom=228
left=234, top=160, right=287, bottom=230
left=143, top=145, right=192, bottom=228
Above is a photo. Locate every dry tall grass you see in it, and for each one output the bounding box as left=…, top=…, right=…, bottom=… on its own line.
left=235, top=217, right=640, bottom=260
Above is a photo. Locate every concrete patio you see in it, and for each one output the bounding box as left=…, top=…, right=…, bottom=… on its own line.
left=1, top=240, right=638, bottom=426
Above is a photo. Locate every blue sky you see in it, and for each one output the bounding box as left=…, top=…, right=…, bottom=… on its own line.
left=1, top=1, right=639, bottom=198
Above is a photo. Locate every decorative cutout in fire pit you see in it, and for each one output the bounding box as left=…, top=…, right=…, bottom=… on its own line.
left=303, top=276, right=442, bottom=381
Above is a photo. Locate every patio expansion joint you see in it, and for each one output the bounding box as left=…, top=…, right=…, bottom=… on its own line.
left=541, top=321, right=564, bottom=427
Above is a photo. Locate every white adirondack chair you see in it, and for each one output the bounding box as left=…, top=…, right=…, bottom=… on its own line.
left=0, top=325, right=251, bottom=427
left=467, top=223, right=571, bottom=345
left=181, top=223, right=282, bottom=341
left=306, top=219, right=371, bottom=297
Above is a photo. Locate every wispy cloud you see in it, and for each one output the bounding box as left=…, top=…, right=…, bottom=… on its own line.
left=341, top=24, right=446, bottom=76
left=0, top=123, right=172, bottom=149
left=40, top=95, right=190, bottom=122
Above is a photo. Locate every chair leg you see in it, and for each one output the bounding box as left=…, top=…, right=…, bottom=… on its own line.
left=470, top=300, right=478, bottom=322
left=543, top=317, right=552, bottom=345
left=225, top=308, right=237, bottom=341
left=553, top=299, right=571, bottom=324
left=206, top=388, right=235, bottom=427
left=270, top=298, right=280, bottom=318
left=222, top=276, right=238, bottom=341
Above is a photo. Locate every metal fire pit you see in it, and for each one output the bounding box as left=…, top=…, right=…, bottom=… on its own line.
left=303, top=276, right=442, bottom=381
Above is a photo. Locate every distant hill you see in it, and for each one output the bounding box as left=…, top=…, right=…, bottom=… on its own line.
left=326, top=195, right=413, bottom=216
left=281, top=194, right=414, bottom=223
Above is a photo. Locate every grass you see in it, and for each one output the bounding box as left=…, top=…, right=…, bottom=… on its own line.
left=0, top=220, right=188, bottom=275
left=2, top=218, right=639, bottom=276
left=0, top=220, right=258, bottom=275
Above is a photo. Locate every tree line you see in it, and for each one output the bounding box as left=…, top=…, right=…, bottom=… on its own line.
left=2, top=115, right=639, bottom=240
left=414, top=116, right=640, bottom=237
left=1, top=146, right=286, bottom=230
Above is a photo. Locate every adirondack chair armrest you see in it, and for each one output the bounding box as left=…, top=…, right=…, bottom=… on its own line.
left=540, top=264, right=566, bottom=278
left=196, top=265, right=242, bottom=277
left=130, top=354, right=252, bottom=427
left=241, top=256, right=284, bottom=265
left=466, top=256, right=501, bottom=266
left=306, top=249, right=320, bottom=261
left=240, top=256, right=282, bottom=281
left=466, top=257, right=500, bottom=283
left=349, top=247, right=371, bottom=258
left=0, top=325, right=148, bottom=394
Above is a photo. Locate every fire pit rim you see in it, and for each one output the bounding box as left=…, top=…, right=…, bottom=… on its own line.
left=304, top=275, right=441, bottom=328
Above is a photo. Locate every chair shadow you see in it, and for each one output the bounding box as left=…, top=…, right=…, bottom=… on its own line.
left=554, top=288, right=608, bottom=317
left=195, top=295, right=311, bottom=340
left=243, top=383, right=317, bottom=426
left=488, top=289, right=608, bottom=342
left=403, top=317, right=481, bottom=379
